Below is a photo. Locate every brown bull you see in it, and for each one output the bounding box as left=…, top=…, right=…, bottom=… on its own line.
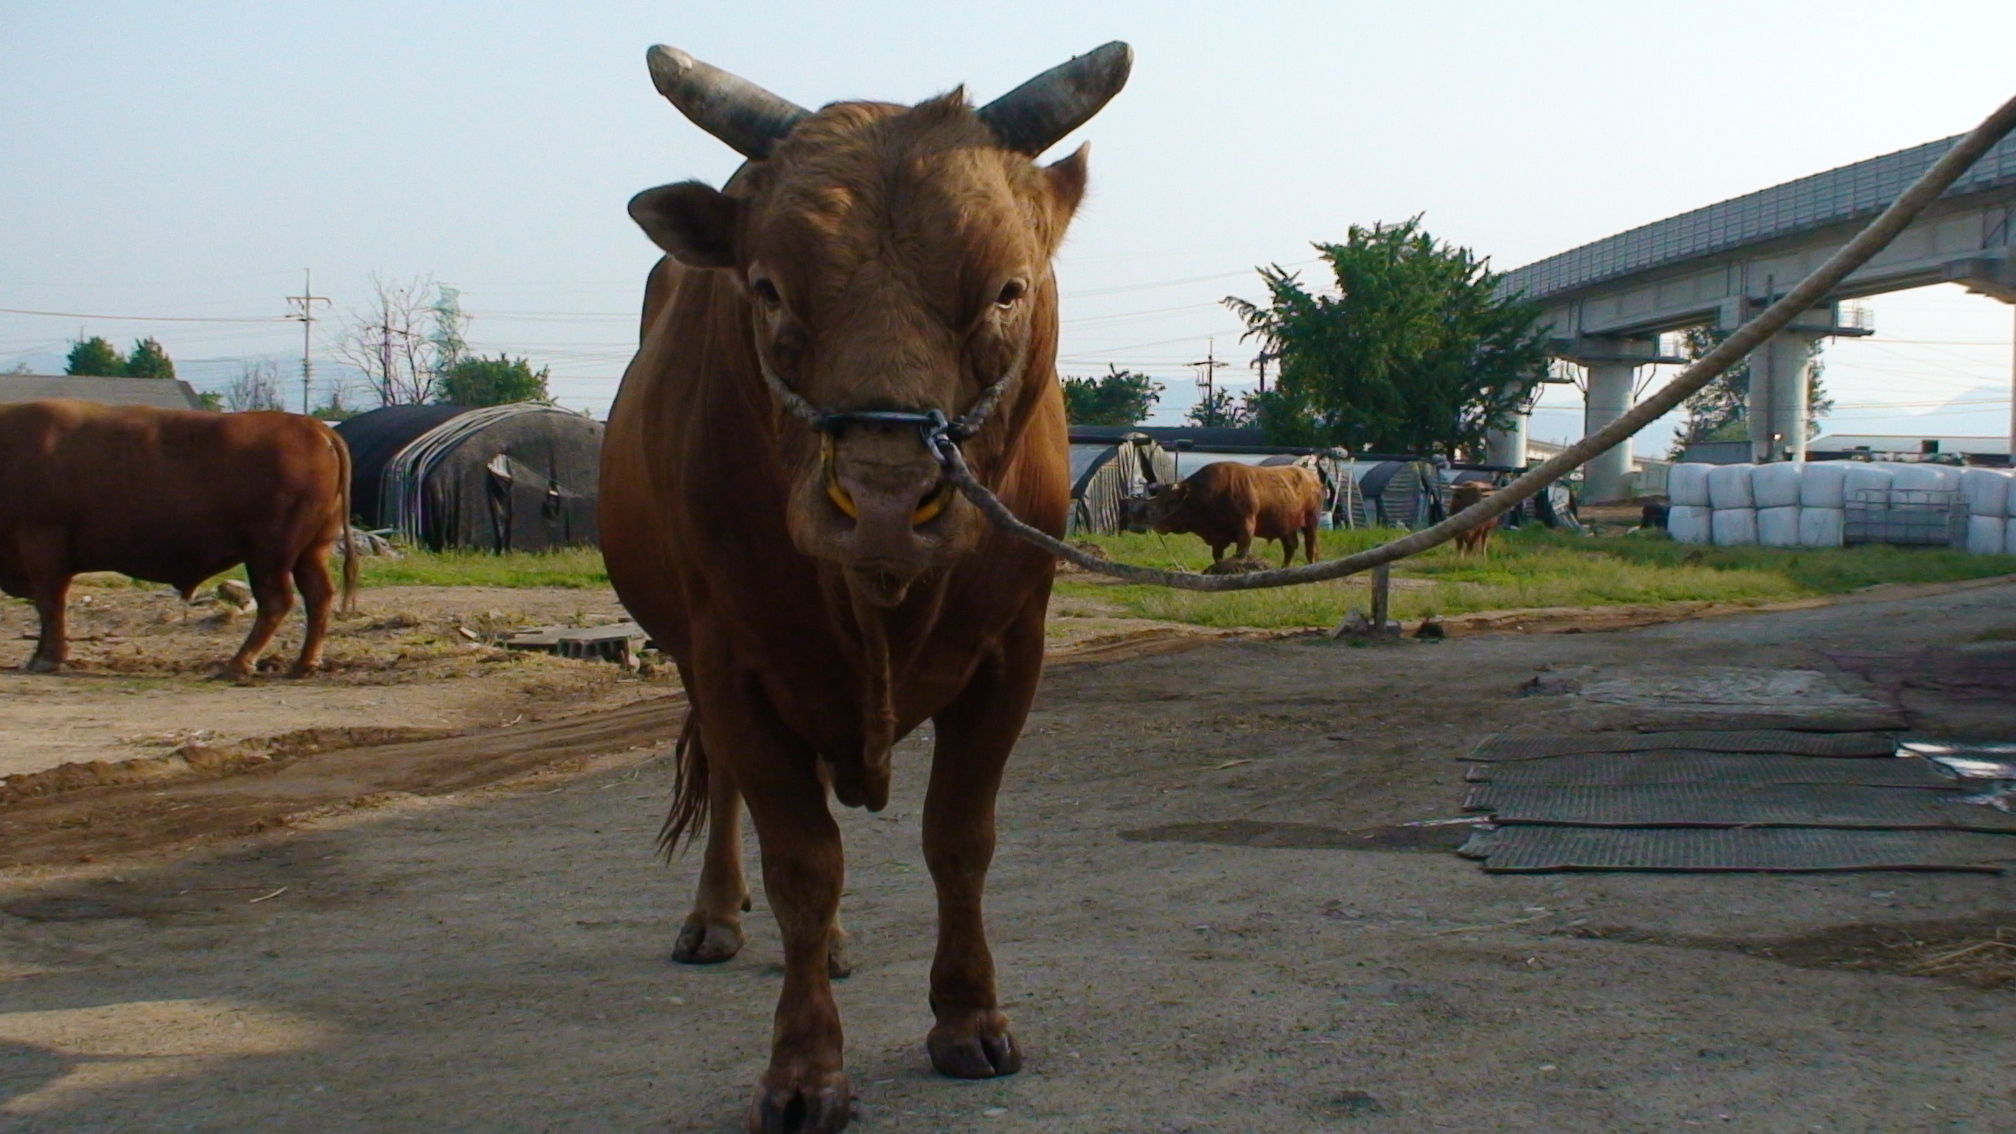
left=1450, top=480, right=1500, bottom=555
left=599, top=42, right=1131, bottom=1133
left=1134, top=461, right=1323, bottom=565
left=0, top=399, right=357, bottom=677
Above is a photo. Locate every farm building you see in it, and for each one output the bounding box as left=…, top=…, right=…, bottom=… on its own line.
left=334, top=403, right=603, bottom=552
left=0, top=374, right=206, bottom=410
left=1068, top=432, right=1177, bottom=534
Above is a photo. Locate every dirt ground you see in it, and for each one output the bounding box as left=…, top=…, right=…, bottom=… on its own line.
left=3, top=580, right=2015, bottom=1132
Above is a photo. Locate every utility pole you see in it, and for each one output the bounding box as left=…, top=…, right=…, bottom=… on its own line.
left=1187, top=338, right=1229, bottom=418
left=286, top=269, right=330, bottom=415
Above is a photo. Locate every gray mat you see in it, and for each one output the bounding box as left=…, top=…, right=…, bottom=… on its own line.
left=1464, top=752, right=1948, bottom=789
left=1465, top=730, right=1898, bottom=762
left=1465, top=783, right=2016, bottom=833
left=1458, top=826, right=2015, bottom=873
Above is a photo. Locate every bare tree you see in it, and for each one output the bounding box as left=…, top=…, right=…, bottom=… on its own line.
left=338, top=273, right=460, bottom=406
left=224, top=360, right=286, bottom=412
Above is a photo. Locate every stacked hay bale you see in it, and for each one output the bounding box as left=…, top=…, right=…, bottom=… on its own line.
left=1666, top=461, right=2005, bottom=552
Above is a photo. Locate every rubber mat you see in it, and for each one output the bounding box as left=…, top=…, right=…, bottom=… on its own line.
left=1465, top=730, right=1898, bottom=762
left=1458, top=825, right=2015, bottom=873
left=1465, top=782, right=2016, bottom=833
left=1464, top=752, right=1948, bottom=789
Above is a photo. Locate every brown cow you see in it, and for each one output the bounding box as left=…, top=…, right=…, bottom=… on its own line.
left=1450, top=480, right=1500, bottom=555
left=1133, top=461, right=1323, bottom=565
left=599, top=43, right=1130, bottom=1133
left=0, top=399, right=357, bottom=677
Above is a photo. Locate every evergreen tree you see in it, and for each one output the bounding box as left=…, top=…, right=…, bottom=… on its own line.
left=65, top=336, right=125, bottom=376
left=123, top=337, right=176, bottom=379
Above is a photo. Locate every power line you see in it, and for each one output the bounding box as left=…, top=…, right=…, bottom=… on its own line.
left=285, top=270, right=331, bottom=415
left=0, top=305, right=291, bottom=323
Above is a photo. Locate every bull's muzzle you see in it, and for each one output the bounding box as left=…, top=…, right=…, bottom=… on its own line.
left=822, top=433, right=954, bottom=527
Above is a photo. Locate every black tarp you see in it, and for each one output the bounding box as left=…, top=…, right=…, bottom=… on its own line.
left=338, top=403, right=603, bottom=551
left=334, top=405, right=469, bottom=527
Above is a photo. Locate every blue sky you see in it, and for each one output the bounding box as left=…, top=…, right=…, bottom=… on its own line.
left=3, top=0, right=2012, bottom=452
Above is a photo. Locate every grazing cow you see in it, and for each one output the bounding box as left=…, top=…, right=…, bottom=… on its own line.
left=599, top=42, right=1130, bottom=1133
left=0, top=399, right=357, bottom=677
left=1450, top=480, right=1500, bottom=555
left=1131, top=461, right=1323, bottom=565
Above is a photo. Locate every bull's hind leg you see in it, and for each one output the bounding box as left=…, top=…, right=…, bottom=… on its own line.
left=673, top=750, right=752, bottom=965
left=224, top=558, right=295, bottom=678
left=17, top=528, right=71, bottom=673
left=287, top=549, right=336, bottom=677
left=920, top=603, right=1044, bottom=1080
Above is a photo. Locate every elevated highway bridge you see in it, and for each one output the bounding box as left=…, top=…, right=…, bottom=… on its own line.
left=1498, top=130, right=2016, bottom=501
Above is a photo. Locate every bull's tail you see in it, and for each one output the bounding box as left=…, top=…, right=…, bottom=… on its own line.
left=658, top=707, right=708, bottom=858
left=333, top=425, right=360, bottom=614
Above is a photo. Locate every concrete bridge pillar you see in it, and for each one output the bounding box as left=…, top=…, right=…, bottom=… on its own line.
left=1560, top=336, right=1668, bottom=503
left=1484, top=411, right=1528, bottom=468
left=1746, top=331, right=1823, bottom=462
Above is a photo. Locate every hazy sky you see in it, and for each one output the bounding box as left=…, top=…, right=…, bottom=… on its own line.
left=4, top=1, right=2012, bottom=452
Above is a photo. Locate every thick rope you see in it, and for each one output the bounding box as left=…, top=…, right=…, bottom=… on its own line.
left=945, top=91, right=2016, bottom=592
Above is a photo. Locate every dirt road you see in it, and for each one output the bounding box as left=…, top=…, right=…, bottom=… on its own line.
left=3, top=583, right=2014, bottom=1132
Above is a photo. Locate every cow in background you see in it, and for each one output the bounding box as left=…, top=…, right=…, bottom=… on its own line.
left=0, top=399, right=357, bottom=677
left=1450, top=480, right=1500, bottom=555
left=1132, top=461, right=1323, bottom=565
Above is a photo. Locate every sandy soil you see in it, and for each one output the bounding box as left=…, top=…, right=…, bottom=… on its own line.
left=3, top=582, right=2015, bottom=1132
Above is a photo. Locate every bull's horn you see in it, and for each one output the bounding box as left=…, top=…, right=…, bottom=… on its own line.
left=646, top=45, right=810, bottom=161
left=977, top=41, right=1133, bottom=156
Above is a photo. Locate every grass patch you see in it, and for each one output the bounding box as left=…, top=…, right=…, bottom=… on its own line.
left=1060, top=528, right=2016, bottom=630
left=357, top=547, right=608, bottom=589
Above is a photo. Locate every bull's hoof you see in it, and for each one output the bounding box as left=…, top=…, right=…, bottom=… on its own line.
left=671, top=917, right=743, bottom=965
left=285, top=662, right=322, bottom=679
left=748, top=1069, right=852, bottom=1134
left=927, top=1011, right=1021, bottom=1079
left=24, top=656, right=60, bottom=674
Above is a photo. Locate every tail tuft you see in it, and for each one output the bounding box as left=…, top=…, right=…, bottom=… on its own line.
left=657, top=708, right=709, bottom=858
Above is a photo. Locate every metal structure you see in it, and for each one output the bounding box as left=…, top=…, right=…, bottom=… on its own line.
left=1499, top=129, right=2016, bottom=500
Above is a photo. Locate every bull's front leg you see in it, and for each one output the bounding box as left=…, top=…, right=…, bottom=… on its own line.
left=920, top=605, right=1044, bottom=1079
left=722, top=705, right=852, bottom=1134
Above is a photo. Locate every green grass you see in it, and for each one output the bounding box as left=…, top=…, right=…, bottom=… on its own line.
left=1058, top=528, right=2016, bottom=630
left=357, top=547, right=608, bottom=589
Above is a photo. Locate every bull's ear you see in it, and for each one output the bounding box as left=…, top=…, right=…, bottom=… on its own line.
left=628, top=181, right=742, bottom=268
left=1044, top=143, right=1090, bottom=218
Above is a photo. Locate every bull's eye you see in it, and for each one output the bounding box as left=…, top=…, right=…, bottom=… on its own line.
left=750, top=277, right=782, bottom=307
left=994, top=278, right=1028, bottom=310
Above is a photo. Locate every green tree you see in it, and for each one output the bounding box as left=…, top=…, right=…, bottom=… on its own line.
left=123, top=337, right=176, bottom=379
left=1184, top=388, right=1255, bottom=428
left=1224, top=217, right=1551, bottom=456
left=436, top=354, right=550, bottom=407
left=65, top=336, right=125, bottom=376
left=1668, top=327, right=1832, bottom=456
left=1060, top=365, right=1161, bottom=426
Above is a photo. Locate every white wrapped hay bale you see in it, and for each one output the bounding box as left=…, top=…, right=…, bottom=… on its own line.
left=1843, top=464, right=1895, bottom=500
left=1967, top=515, right=2007, bottom=556
left=1891, top=464, right=1952, bottom=492
left=1965, top=467, right=2014, bottom=517
left=1667, top=504, right=1712, bottom=544
left=1798, top=507, right=1845, bottom=548
left=1711, top=507, right=1758, bottom=546
left=1751, top=462, right=1803, bottom=510
left=2006, top=519, right=2016, bottom=555
left=1667, top=462, right=1712, bottom=507
left=1800, top=462, right=1850, bottom=509
left=1757, top=505, right=1802, bottom=547
left=1707, top=463, right=1756, bottom=510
